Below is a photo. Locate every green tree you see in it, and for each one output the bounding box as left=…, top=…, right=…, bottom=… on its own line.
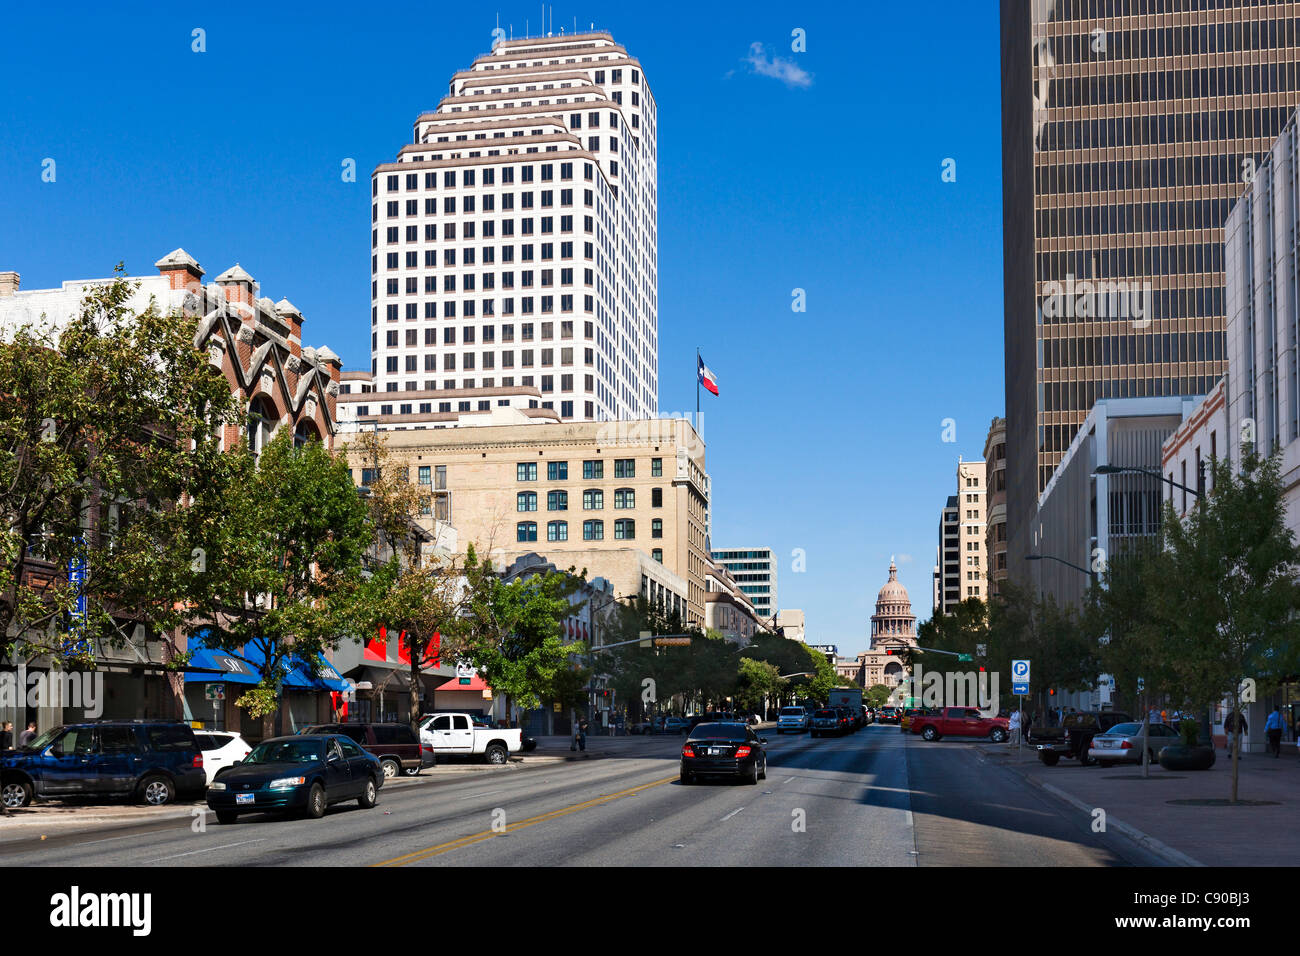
left=0, top=272, right=242, bottom=666
left=866, top=684, right=892, bottom=708
left=1158, top=452, right=1300, bottom=801
left=184, top=429, right=372, bottom=736
left=461, top=544, right=585, bottom=718
left=736, top=657, right=785, bottom=714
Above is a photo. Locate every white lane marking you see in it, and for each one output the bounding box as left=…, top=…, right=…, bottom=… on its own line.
left=459, top=789, right=503, bottom=800
left=783, top=777, right=795, bottom=784
left=144, top=839, right=264, bottom=863
left=905, top=810, right=913, bottom=827
left=720, top=806, right=745, bottom=822
left=75, top=832, right=162, bottom=848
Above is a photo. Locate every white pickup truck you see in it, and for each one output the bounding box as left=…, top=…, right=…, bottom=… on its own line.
left=419, top=713, right=522, bottom=764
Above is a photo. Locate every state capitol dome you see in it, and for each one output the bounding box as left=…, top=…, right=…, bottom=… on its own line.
left=870, top=558, right=916, bottom=647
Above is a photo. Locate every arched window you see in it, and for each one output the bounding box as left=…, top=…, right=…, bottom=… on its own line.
left=582, top=489, right=603, bottom=510
left=614, top=518, right=635, bottom=540
left=583, top=519, right=603, bottom=540
left=516, top=521, right=537, bottom=542
left=294, top=418, right=320, bottom=448
left=614, top=487, right=635, bottom=509
left=517, top=492, right=538, bottom=512
left=547, top=520, right=568, bottom=542
left=247, top=398, right=276, bottom=462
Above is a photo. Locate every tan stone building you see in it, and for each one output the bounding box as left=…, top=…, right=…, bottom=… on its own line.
left=704, top=558, right=761, bottom=645
left=857, top=560, right=918, bottom=698
left=343, top=416, right=710, bottom=624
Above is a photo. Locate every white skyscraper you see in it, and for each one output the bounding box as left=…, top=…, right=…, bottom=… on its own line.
left=368, top=31, right=658, bottom=422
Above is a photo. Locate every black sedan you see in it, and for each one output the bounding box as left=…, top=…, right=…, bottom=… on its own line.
left=206, top=734, right=383, bottom=824
left=680, top=723, right=767, bottom=785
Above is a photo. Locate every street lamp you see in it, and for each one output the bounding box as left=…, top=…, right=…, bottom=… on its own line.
left=1093, top=462, right=1203, bottom=500
left=1024, top=553, right=1097, bottom=581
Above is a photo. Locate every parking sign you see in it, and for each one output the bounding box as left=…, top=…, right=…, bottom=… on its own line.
left=1012, top=660, right=1030, bottom=683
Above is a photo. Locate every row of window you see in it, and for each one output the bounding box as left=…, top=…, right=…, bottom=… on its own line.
left=516, top=489, right=663, bottom=511
left=1041, top=60, right=1300, bottom=113
left=1041, top=331, right=1226, bottom=369
left=383, top=352, right=592, bottom=373
left=517, top=459, right=659, bottom=480
left=1040, top=288, right=1226, bottom=326
left=374, top=215, right=590, bottom=248
left=381, top=163, right=589, bottom=193
left=382, top=321, right=593, bottom=346
left=1037, top=196, right=1249, bottom=239
left=516, top=518, right=640, bottom=541
left=1038, top=242, right=1225, bottom=283
left=380, top=295, right=593, bottom=321
left=381, top=190, right=593, bottom=218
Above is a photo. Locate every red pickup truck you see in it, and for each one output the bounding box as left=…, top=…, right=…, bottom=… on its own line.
left=911, top=706, right=1010, bottom=743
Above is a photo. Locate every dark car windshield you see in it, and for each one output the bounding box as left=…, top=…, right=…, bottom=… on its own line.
left=21, top=727, right=63, bottom=752
left=689, top=723, right=748, bottom=741
left=245, top=739, right=323, bottom=764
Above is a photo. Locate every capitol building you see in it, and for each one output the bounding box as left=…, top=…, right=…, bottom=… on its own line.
left=853, top=559, right=918, bottom=697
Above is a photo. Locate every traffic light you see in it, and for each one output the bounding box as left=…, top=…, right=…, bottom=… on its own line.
left=1048, top=688, right=1056, bottom=697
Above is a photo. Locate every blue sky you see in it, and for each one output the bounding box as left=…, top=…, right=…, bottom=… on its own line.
left=0, top=1, right=1005, bottom=656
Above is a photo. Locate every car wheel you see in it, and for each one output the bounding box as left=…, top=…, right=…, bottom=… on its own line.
left=679, top=770, right=692, bottom=785
left=358, top=776, right=378, bottom=809
left=746, top=762, right=759, bottom=786
left=990, top=728, right=1008, bottom=743
left=1040, top=753, right=1060, bottom=766
left=380, top=758, right=401, bottom=780
left=138, top=774, right=175, bottom=807
left=215, top=810, right=238, bottom=825
left=485, top=744, right=508, bottom=765
left=758, top=758, right=767, bottom=781
left=921, top=726, right=938, bottom=742
left=305, top=782, right=327, bottom=819
left=1, top=780, right=32, bottom=809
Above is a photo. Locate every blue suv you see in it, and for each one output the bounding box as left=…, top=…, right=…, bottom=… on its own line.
left=1, top=719, right=206, bottom=809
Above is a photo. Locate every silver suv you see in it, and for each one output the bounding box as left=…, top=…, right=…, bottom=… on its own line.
left=777, top=706, right=811, bottom=734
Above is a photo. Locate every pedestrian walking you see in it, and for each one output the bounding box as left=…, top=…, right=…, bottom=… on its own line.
left=17, top=721, right=36, bottom=747
left=1224, top=710, right=1247, bottom=755
left=0, top=722, right=11, bottom=750
left=1265, top=706, right=1284, bottom=757
left=1007, top=709, right=1021, bottom=747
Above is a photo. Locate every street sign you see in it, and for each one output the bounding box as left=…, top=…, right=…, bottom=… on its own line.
left=1012, top=660, right=1030, bottom=684
left=1012, top=682, right=1029, bottom=696
left=205, top=683, right=225, bottom=701
left=1137, top=676, right=1145, bottom=692
left=957, top=654, right=973, bottom=662
left=639, top=630, right=652, bottom=648
left=975, top=644, right=987, bottom=657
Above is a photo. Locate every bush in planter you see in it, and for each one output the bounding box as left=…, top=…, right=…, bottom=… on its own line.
left=1159, top=719, right=1216, bottom=770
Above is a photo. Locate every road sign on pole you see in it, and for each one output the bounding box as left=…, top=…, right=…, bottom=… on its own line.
left=1012, top=681, right=1029, bottom=696
left=1012, top=660, right=1030, bottom=684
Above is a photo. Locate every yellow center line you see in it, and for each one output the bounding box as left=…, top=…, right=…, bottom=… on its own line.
left=370, top=773, right=680, bottom=867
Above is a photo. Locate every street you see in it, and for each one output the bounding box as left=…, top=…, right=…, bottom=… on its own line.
left=0, top=725, right=1166, bottom=867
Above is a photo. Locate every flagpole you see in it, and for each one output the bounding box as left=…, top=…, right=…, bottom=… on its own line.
left=696, top=347, right=700, bottom=421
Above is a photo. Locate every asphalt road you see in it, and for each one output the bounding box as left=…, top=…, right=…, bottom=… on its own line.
left=0, top=725, right=1167, bottom=866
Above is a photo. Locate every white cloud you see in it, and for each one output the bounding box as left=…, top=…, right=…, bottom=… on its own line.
left=742, top=41, right=812, bottom=89
left=896, top=554, right=913, bottom=564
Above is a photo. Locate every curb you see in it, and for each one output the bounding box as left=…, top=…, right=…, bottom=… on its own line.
left=977, top=749, right=1205, bottom=867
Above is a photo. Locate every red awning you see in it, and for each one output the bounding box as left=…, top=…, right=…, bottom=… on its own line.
left=435, top=673, right=492, bottom=692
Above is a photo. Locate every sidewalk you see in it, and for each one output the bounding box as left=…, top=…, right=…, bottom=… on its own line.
left=979, top=741, right=1300, bottom=866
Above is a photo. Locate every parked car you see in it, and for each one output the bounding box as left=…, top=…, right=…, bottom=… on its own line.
left=1033, top=711, right=1133, bottom=766
left=811, top=709, right=842, bottom=738
left=303, top=722, right=432, bottom=779
left=1088, top=721, right=1181, bottom=767
left=419, top=712, right=522, bottom=764
left=680, top=723, right=768, bottom=785
left=206, top=734, right=382, bottom=823
left=1, top=719, right=205, bottom=810
left=629, top=720, right=655, bottom=735
left=194, top=731, right=252, bottom=785
left=777, top=706, right=812, bottom=734
left=661, top=716, right=690, bottom=735
left=911, top=707, right=1010, bottom=743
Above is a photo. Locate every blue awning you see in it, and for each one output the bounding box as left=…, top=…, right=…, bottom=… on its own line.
left=185, top=633, right=346, bottom=691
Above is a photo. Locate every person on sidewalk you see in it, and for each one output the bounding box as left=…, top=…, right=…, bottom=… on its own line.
left=0, top=722, right=11, bottom=750
left=1265, top=707, right=1284, bottom=757
left=1224, top=710, right=1246, bottom=756
left=576, top=717, right=589, bottom=752
left=1007, top=709, right=1021, bottom=747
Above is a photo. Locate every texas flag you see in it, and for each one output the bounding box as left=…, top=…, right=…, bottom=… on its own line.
left=698, top=355, right=719, bottom=395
